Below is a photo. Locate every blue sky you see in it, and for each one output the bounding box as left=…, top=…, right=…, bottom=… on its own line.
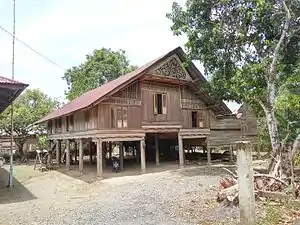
left=0, top=0, right=240, bottom=111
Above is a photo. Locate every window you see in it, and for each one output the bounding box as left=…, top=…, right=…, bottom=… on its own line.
left=47, top=120, right=53, bottom=134
left=66, top=116, right=69, bottom=131
left=111, top=108, right=115, bottom=128
left=191, top=111, right=204, bottom=128
left=115, top=106, right=128, bottom=128
left=55, top=118, right=62, bottom=128
left=191, top=111, right=198, bottom=128
left=154, top=93, right=167, bottom=115
left=69, top=115, right=74, bottom=127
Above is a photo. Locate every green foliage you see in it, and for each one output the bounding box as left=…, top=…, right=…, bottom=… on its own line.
left=275, top=66, right=300, bottom=142
left=167, top=0, right=300, bottom=150
left=62, top=48, right=137, bottom=101
left=37, top=135, right=49, bottom=150
left=167, top=0, right=300, bottom=107
left=0, top=89, right=59, bottom=157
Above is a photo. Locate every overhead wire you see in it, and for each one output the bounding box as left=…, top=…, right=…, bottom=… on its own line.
left=0, top=25, right=67, bottom=71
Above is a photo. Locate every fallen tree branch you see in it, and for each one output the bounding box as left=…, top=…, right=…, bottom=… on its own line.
left=257, top=190, right=290, bottom=200
left=254, top=174, right=288, bottom=186
left=222, top=168, right=238, bottom=178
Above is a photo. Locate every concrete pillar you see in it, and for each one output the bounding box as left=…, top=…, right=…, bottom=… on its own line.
left=140, top=138, right=146, bottom=173
left=155, top=134, right=160, bottom=165
left=89, top=142, right=93, bottom=164
left=97, top=138, right=103, bottom=178
left=207, top=140, right=211, bottom=165
left=66, top=139, right=70, bottom=170
left=178, top=134, right=184, bottom=168
left=79, top=139, right=83, bottom=174
left=236, top=141, right=255, bottom=224
left=56, top=140, right=60, bottom=165
left=119, top=142, right=124, bottom=170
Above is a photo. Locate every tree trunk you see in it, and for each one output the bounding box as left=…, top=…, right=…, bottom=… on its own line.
left=265, top=108, right=281, bottom=173
left=14, top=137, right=27, bottom=162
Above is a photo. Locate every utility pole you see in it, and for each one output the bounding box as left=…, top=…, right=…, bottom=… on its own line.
left=8, top=0, right=16, bottom=188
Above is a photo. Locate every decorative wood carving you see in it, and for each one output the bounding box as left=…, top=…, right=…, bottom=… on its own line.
left=113, top=81, right=140, bottom=99
left=152, top=56, right=187, bottom=79
left=102, top=97, right=141, bottom=106
left=181, top=98, right=205, bottom=109
left=142, top=82, right=178, bottom=92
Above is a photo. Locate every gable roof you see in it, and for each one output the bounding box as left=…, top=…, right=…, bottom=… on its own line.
left=36, top=47, right=231, bottom=124
left=0, top=76, right=28, bottom=113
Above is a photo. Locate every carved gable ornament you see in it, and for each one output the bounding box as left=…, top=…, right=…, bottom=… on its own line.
left=151, top=55, right=189, bottom=80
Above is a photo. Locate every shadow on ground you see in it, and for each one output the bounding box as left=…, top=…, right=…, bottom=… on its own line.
left=55, top=160, right=188, bottom=183
left=179, top=165, right=236, bottom=177
left=0, top=167, right=37, bottom=204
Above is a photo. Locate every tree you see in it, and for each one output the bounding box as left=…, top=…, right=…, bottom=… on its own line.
left=0, top=89, right=59, bottom=161
left=63, top=48, right=137, bottom=100
left=167, top=0, right=300, bottom=175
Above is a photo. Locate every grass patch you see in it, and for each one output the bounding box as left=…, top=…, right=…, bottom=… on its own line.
left=256, top=200, right=300, bottom=225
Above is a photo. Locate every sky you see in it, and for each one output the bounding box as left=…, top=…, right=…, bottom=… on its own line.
left=0, top=0, right=240, bottom=112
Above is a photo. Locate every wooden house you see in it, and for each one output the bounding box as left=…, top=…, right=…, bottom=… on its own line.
left=36, top=47, right=258, bottom=176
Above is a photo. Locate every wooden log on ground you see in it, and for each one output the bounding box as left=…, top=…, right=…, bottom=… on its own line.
left=217, top=184, right=239, bottom=202
left=257, top=190, right=290, bottom=200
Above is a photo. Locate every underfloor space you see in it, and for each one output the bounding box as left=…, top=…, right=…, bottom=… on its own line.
left=56, top=161, right=196, bottom=183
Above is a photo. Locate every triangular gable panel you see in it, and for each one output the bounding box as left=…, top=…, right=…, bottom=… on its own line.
left=150, top=54, right=192, bottom=81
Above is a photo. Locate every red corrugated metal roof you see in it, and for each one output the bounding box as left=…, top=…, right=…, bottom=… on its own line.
left=35, top=52, right=168, bottom=124
left=36, top=46, right=232, bottom=124
left=0, top=76, right=25, bottom=84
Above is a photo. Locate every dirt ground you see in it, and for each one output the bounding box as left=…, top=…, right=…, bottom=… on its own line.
left=0, top=161, right=292, bottom=225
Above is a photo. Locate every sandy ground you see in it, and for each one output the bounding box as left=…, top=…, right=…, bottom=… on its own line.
left=0, top=164, right=242, bottom=225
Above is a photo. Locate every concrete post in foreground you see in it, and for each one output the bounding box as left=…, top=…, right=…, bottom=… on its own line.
left=97, top=138, right=103, bottom=178
left=79, top=139, right=83, bottom=174
left=155, top=134, right=160, bottom=165
left=236, top=141, right=255, bottom=225
left=178, top=134, right=184, bottom=168
left=66, top=139, right=70, bottom=170
left=140, top=138, right=146, bottom=173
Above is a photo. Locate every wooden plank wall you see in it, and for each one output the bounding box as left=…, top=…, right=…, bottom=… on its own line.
left=141, top=82, right=182, bottom=123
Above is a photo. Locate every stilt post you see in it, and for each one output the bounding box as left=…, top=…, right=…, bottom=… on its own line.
left=178, top=134, right=184, bottom=168
left=119, top=142, right=124, bottom=170
left=79, top=139, right=83, bottom=174
left=66, top=139, right=70, bottom=170
left=140, top=138, right=146, bottom=173
left=97, top=138, right=103, bottom=178
left=155, top=134, right=160, bottom=165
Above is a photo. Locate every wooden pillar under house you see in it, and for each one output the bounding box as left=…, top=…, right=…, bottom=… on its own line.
left=178, top=134, right=184, bottom=168
left=155, top=134, right=160, bottom=165
left=140, top=138, right=146, bottom=173
left=79, top=139, right=83, bottom=174
left=119, top=142, right=124, bottom=170
left=66, top=139, right=70, bottom=170
left=97, top=138, right=103, bottom=178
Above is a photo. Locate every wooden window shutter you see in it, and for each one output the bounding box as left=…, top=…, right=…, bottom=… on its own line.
left=198, top=110, right=204, bottom=128
left=153, top=94, right=158, bottom=114
left=123, top=107, right=128, bottom=128
left=116, top=107, right=122, bottom=128
left=162, top=94, right=167, bottom=114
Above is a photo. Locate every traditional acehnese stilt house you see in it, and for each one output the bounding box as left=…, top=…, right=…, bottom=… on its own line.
left=35, top=47, right=258, bottom=176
